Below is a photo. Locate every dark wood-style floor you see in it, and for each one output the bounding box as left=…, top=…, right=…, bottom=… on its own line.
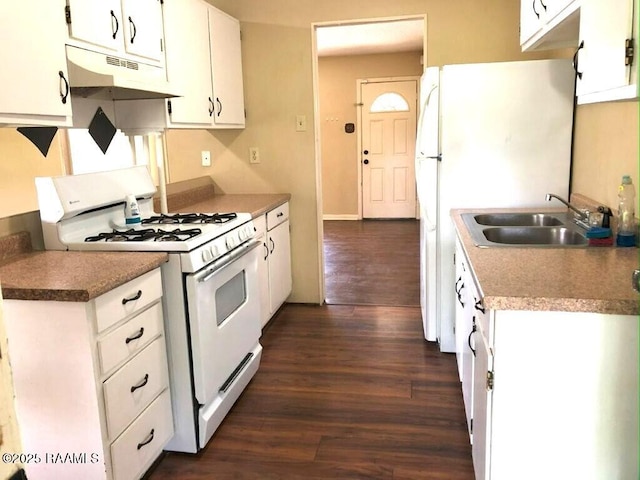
left=148, top=220, right=474, bottom=479
left=323, top=220, right=420, bottom=306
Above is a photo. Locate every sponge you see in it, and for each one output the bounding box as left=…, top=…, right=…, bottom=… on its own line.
left=588, top=236, right=614, bottom=247
left=585, top=227, right=612, bottom=239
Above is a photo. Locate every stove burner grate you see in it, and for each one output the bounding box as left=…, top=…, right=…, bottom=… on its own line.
left=85, top=227, right=203, bottom=243
left=142, top=212, right=238, bottom=225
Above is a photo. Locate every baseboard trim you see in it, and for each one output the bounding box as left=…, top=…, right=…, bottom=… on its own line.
left=322, top=214, right=360, bottom=221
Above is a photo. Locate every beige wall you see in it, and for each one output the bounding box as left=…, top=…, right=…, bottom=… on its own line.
left=319, top=52, right=424, bottom=216
left=164, top=0, right=575, bottom=303
left=572, top=101, right=639, bottom=209
left=0, top=129, right=66, bottom=219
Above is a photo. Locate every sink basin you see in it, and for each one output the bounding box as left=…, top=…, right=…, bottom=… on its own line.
left=481, top=227, right=588, bottom=246
left=473, top=213, right=564, bottom=227
left=460, top=212, right=588, bottom=248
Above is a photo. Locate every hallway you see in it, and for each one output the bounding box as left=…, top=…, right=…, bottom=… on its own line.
left=323, top=220, right=420, bottom=306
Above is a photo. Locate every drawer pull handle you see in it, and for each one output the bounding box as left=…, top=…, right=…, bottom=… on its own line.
left=125, top=327, right=145, bottom=344
left=474, top=297, right=485, bottom=314
left=136, top=429, right=155, bottom=450
left=130, top=373, right=149, bottom=393
left=277, top=212, right=284, bottom=217
left=122, top=290, right=142, bottom=305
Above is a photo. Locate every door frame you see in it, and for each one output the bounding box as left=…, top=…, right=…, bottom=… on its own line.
left=356, top=76, right=421, bottom=220
left=311, top=14, right=427, bottom=303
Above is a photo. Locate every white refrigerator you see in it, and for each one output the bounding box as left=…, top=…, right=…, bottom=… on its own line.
left=415, top=59, right=575, bottom=352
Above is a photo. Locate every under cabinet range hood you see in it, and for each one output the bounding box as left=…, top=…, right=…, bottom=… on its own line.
left=65, top=45, right=180, bottom=101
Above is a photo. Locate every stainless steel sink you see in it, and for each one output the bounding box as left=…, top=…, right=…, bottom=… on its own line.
left=482, top=226, right=588, bottom=246
left=473, top=213, right=564, bottom=227
left=461, top=212, right=588, bottom=248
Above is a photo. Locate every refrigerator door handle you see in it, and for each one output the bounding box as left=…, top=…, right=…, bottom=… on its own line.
left=426, top=154, right=442, bottom=161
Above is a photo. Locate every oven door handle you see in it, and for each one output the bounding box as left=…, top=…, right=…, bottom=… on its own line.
left=197, top=239, right=261, bottom=283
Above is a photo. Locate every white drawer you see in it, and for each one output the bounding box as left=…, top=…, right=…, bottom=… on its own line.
left=253, top=214, right=267, bottom=237
left=103, top=338, right=169, bottom=440
left=95, top=269, right=162, bottom=333
left=266, top=202, right=289, bottom=230
left=110, top=389, right=173, bottom=480
left=98, top=302, right=164, bottom=377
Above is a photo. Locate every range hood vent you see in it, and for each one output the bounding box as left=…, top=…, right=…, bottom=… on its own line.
left=66, top=45, right=180, bottom=101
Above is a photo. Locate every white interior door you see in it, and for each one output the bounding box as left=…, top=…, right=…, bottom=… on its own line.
left=361, top=80, right=417, bottom=218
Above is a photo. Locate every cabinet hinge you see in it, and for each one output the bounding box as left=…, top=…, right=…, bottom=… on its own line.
left=486, top=370, right=494, bottom=391
left=167, top=100, right=172, bottom=115
left=160, top=38, right=164, bottom=53
left=65, top=5, right=71, bottom=24
left=470, top=418, right=473, bottom=434
left=453, top=252, right=456, bottom=266
left=625, top=38, right=635, bottom=66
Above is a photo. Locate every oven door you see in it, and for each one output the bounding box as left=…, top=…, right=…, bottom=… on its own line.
left=185, top=240, right=261, bottom=406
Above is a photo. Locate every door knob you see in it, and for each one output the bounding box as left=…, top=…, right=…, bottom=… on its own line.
left=363, top=150, right=369, bottom=155
left=363, top=159, right=369, bottom=165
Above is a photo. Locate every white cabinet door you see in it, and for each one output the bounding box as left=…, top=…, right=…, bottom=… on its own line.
left=520, top=0, right=546, bottom=45
left=163, top=0, right=215, bottom=126
left=268, top=220, right=292, bottom=314
left=0, top=0, right=73, bottom=125
left=208, top=6, right=246, bottom=127
left=576, top=0, right=638, bottom=103
left=121, top=0, right=164, bottom=63
left=67, top=0, right=164, bottom=64
left=472, top=328, right=493, bottom=480
left=67, top=0, right=123, bottom=53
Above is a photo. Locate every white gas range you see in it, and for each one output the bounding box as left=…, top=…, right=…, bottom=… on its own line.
left=36, top=166, right=262, bottom=453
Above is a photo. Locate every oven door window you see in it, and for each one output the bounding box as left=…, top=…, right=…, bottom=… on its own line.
left=215, top=271, right=246, bottom=326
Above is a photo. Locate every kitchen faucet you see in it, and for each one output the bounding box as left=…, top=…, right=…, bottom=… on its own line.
left=545, top=193, right=589, bottom=220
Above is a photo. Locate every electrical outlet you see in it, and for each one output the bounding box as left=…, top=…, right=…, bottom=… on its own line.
left=201, top=151, right=211, bottom=167
left=249, top=147, right=260, bottom=164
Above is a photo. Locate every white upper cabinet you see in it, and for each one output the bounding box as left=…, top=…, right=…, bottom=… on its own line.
left=115, top=0, right=246, bottom=130
left=0, top=0, right=73, bottom=126
left=520, top=0, right=580, bottom=51
left=66, top=0, right=165, bottom=65
left=208, top=7, right=246, bottom=127
left=162, top=0, right=213, bottom=125
left=576, top=0, right=638, bottom=103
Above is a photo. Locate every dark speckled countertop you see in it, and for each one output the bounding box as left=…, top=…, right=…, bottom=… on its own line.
left=0, top=232, right=167, bottom=302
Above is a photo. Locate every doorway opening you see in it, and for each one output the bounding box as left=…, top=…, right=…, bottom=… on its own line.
left=312, top=16, right=426, bottom=305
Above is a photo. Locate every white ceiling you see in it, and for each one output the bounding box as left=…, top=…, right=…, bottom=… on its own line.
left=316, top=19, right=424, bottom=57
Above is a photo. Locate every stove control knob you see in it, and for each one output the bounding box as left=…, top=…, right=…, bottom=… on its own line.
left=211, top=245, right=219, bottom=258
left=202, top=249, right=212, bottom=262
left=226, top=236, right=236, bottom=249
left=239, top=228, right=248, bottom=241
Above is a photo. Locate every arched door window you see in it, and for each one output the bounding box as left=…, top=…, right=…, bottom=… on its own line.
left=369, top=92, right=410, bottom=113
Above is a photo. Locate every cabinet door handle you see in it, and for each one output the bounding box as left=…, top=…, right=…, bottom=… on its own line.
left=269, top=238, right=275, bottom=254
left=216, top=97, right=223, bottom=117
left=128, top=16, right=137, bottom=44
left=130, top=373, right=149, bottom=393
left=125, top=327, right=145, bottom=344
left=532, top=0, right=540, bottom=19
left=122, top=289, right=142, bottom=305
left=208, top=97, right=215, bottom=117
left=136, top=429, right=155, bottom=450
left=455, top=276, right=465, bottom=307
left=474, top=297, right=485, bottom=314
left=110, top=10, right=119, bottom=40
left=468, top=320, right=477, bottom=357
left=58, top=71, right=69, bottom=105
left=573, top=40, right=584, bottom=80
left=263, top=242, right=269, bottom=260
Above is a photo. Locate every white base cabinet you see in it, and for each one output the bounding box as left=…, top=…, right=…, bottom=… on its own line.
left=255, top=202, right=292, bottom=328
left=0, top=0, right=73, bottom=126
left=4, top=269, right=173, bottom=480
